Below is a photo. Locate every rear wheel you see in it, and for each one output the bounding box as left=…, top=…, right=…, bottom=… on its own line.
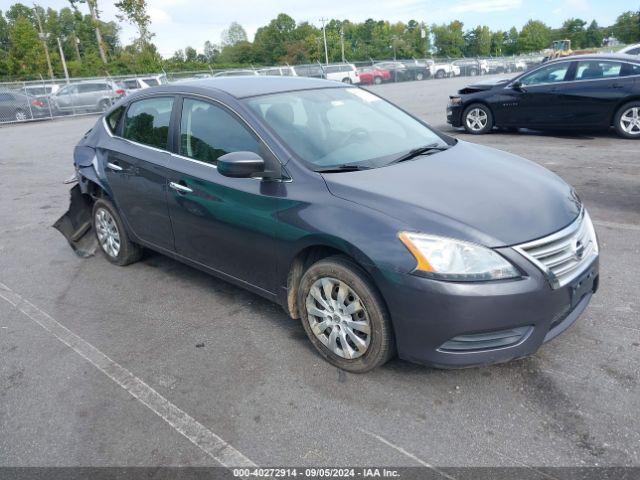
left=415, top=72, right=424, bottom=81
left=614, top=102, right=640, bottom=139
left=462, top=103, right=494, bottom=135
left=435, top=70, right=445, bottom=79
left=341, top=77, right=352, bottom=84
left=92, top=198, right=143, bottom=266
left=98, top=99, right=111, bottom=112
left=373, top=76, right=382, bottom=85
left=297, top=256, right=394, bottom=373
left=469, top=68, right=478, bottom=76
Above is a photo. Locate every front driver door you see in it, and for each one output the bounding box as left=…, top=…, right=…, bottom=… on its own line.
left=165, top=96, right=281, bottom=293
left=502, top=61, right=574, bottom=127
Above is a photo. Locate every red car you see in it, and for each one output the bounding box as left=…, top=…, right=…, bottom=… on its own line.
left=357, top=67, right=391, bottom=85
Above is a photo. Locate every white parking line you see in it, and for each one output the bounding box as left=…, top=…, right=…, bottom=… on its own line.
left=0, top=281, right=256, bottom=469
left=360, top=429, right=457, bottom=480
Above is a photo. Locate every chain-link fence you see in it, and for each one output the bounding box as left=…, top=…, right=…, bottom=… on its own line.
left=0, top=55, right=545, bottom=125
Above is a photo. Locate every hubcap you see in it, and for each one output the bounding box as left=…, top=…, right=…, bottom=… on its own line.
left=620, top=107, right=640, bottom=135
left=466, top=108, right=488, bottom=131
left=15, top=111, right=27, bottom=121
left=95, top=208, right=121, bottom=258
left=305, top=277, right=371, bottom=360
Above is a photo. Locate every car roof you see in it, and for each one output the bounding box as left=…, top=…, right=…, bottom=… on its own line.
left=146, top=76, right=345, bottom=99
left=545, top=53, right=640, bottom=64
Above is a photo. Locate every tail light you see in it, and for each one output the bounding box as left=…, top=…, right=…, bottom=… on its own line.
left=31, top=99, right=44, bottom=107
left=115, top=89, right=125, bottom=95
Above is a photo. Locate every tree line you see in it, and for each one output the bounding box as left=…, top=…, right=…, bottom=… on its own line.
left=0, top=1, right=639, bottom=81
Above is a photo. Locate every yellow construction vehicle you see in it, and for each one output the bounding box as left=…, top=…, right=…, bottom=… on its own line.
left=542, top=39, right=598, bottom=62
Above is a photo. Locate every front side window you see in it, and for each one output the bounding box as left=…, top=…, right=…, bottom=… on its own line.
left=520, top=63, right=570, bottom=86
left=179, top=98, right=260, bottom=165
left=123, top=97, right=173, bottom=149
left=245, top=87, right=447, bottom=170
left=575, top=61, right=622, bottom=80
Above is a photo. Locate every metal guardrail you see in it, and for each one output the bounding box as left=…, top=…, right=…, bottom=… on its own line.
left=0, top=55, right=545, bottom=125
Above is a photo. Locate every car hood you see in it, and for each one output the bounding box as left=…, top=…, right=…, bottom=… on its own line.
left=458, top=78, right=511, bottom=94
left=322, top=141, right=581, bottom=247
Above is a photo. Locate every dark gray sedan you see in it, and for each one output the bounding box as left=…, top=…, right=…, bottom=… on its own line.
left=55, top=76, right=599, bottom=372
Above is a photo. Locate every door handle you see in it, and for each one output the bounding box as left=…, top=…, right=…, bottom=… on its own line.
left=169, top=181, right=193, bottom=194
left=107, top=162, right=123, bottom=172
left=610, top=83, right=623, bottom=89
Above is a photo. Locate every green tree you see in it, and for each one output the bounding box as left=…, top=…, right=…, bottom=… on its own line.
left=465, top=25, right=492, bottom=56
left=517, top=19, right=551, bottom=53
left=612, top=10, right=640, bottom=44
left=253, top=13, right=296, bottom=63
left=431, top=21, right=465, bottom=56
left=114, top=0, right=153, bottom=49
left=560, top=18, right=587, bottom=48
left=584, top=20, right=603, bottom=48
left=7, top=15, right=46, bottom=76
left=221, top=21, right=248, bottom=46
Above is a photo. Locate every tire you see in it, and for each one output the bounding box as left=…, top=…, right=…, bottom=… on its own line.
left=470, top=69, right=478, bottom=76
left=373, top=76, right=382, bottom=85
left=14, top=109, right=28, bottom=121
left=297, top=255, right=394, bottom=373
left=613, top=101, right=640, bottom=139
left=416, top=72, right=424, bottom=81
left=341, top=77, right=352, bottom=84
left=435, top=70, right=445, bottom=79
left=462, top=103, right=494, bottom=135
left=92, top=198, right=143, bottom=266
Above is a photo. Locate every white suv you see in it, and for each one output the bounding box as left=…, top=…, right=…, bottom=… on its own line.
left=619, top=43, right=640, bottom=56
left=323, top=63, right=361, bottom=84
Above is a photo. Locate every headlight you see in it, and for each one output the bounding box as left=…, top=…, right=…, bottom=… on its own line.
left=398, top=232, right=519, bottom=281
left=449, top=96, right=463, bottom=105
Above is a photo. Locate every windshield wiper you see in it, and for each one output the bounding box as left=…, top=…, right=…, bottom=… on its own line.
left=315, top=164, right=371, bottom=173
left=389, top=143, right=451, bottom=165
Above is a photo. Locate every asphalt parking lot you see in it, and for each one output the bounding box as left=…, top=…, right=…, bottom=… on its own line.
left=1, top=75, right=639, bottom=471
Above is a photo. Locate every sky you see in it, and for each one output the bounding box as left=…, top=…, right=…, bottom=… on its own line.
left=0, top=0, right=633, bottom=57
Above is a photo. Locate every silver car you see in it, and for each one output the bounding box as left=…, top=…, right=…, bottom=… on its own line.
left=52, top=81, right=125, bottom=114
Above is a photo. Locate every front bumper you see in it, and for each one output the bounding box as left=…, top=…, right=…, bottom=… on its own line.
left=374, top=250, right=599, bottom=368
left=446, top=104, right=464, bottom=127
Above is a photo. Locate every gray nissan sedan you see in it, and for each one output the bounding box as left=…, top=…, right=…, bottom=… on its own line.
left=56, top=76, right=599, bottom=372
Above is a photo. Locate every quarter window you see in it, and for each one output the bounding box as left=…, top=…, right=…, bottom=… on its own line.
left=106, top=106, right=125, bottom=133
left=575, top=61, right=622, bottom=80
left=520, top=63, right=570, bottom=85
left=179, top=98, right=260, bottom=165
left=123, top=97, right=174, bottom=149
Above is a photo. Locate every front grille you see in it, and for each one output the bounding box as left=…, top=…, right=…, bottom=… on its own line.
left=514, top=209, right=598, bottom=289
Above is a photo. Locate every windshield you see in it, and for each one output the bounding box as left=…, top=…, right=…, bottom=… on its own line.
left=245, top=88, right=448, bottom=170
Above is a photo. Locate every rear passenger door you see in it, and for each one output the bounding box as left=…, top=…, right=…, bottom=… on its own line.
left=558, top=60, right=635, bottom=127
left=102, top=96, right=176, bottom=250
left=165, top=96, right=281, bottom=292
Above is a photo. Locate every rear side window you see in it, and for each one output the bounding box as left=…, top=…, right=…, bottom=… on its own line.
left=179, top=98, right=260, bottom=165
left=142, top=78, right=160, bottom=86
left=575, top=61, right=622, bottom=80
left=123, top=97, right=174, bottom=149
left=622, top=63, right=640, bottom=76
left=106, top=106, right=125, bottom=133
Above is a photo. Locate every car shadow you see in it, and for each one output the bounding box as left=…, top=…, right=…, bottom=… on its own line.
left=441, top=125, right=624, bottom=141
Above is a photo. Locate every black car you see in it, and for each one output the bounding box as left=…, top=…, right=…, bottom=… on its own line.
left=0, top=90, right=51, bottom=122
left=447, top=54, right=640, bottom=139
left=400, top=60, right=430, bottom=80
left=56, top=76, right=599, bottom=372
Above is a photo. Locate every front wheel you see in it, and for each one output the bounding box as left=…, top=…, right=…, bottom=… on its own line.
left=462, top=103, right=494, bottom=135
left=341, top=77, right=352, bottom=84
left=297, top=256, right=394, bottom=373
left=98, top=99, right=111, bottom=112
left=373, top=76, right=382, bottom=85
left=92, top=198, right=143, bottom=265
left=14, top=109, right=28, bottom=121
left=415, top=72, right=424, bottom=81
left=614, top=102, right=640, bottom=139
left=435, top=70, right=445, bottom=79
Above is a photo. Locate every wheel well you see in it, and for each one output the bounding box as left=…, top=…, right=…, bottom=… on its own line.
left=285, top=245, right=353, bottom=319
left=611, top=97, right=640, bottom=126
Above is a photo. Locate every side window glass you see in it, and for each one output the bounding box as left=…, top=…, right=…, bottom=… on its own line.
left=106, top=106, right=125, bottom=133
left=180, top=98, right=260, bottom=165
left=520, top=63, right=570, bottom=85
left=575, top=61, right=622, bottom=80
left=123, top=97, right=173, bottom=149
left=621, top=63, right=640, bottom=76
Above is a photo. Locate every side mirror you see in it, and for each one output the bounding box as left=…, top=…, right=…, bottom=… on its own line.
left=217, top=151, right=265, bottom=178
left=511, top=80, right=525, bottom=92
